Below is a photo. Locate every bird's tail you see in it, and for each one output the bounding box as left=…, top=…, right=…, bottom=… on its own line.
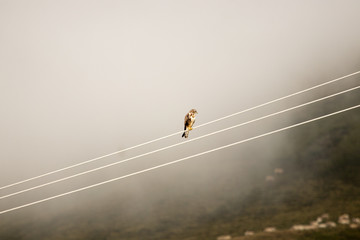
left=182, top=131, right=188, bottom=138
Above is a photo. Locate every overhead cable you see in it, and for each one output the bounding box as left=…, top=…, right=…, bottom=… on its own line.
left=0, top=104, right=359, bottom=215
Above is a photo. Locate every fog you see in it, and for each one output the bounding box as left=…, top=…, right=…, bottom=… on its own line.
left=1, top=0, right=360, bottom=225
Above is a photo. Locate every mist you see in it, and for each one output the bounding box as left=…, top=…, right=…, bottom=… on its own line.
left=1, top=0, right=360, bottom=238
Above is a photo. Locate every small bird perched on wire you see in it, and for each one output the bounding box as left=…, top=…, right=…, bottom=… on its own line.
left=182, top=109, right=198, bottom=138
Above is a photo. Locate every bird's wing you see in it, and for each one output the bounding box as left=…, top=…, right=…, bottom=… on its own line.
left=184, top=113, right=190, bottom=130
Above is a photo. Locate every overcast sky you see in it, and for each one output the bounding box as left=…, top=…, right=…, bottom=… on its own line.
left=1, top=0, right=360, bottom=216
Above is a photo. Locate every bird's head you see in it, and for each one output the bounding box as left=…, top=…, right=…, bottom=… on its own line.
left=190, top=109, right=198, bottom=115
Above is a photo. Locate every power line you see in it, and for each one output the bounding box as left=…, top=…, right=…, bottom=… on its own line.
left=0, top=85, right=359, bottom=200
left=0, top=70, right=359, bottom=191
left=0, top=104, right=358, bottom=215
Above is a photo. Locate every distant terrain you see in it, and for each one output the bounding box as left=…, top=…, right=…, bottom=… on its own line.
left=1, top=91, right=359, bottom=240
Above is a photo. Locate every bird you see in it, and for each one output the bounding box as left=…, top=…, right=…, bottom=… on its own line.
left=182, top=109, right=198, bottom=138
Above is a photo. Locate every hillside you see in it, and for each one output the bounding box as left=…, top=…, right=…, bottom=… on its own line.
left=0, top=91, right=359, bottom=240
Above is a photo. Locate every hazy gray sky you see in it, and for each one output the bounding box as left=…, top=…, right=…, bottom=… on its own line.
left=1, top=0, right=360, bottom=215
